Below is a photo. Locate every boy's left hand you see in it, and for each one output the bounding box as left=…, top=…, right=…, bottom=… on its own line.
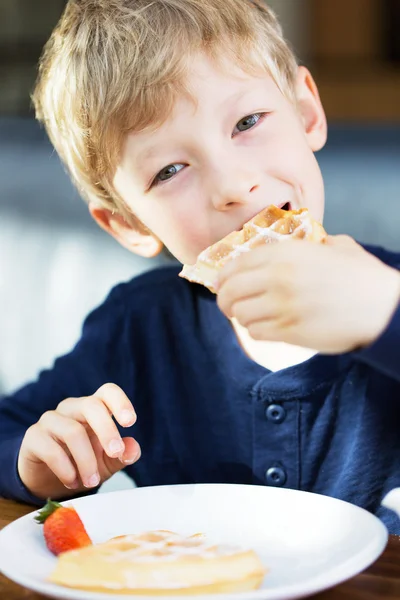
left=217, top=235, right=400, bottom=354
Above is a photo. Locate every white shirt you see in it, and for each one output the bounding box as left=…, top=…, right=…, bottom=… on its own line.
left=231, top=318, right=317, bottom=372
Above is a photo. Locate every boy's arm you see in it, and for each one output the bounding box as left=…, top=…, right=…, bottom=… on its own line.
left=0, top=287, right=133, bottom=504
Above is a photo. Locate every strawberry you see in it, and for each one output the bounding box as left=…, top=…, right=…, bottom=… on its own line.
left=35, top=498, right=92, bottom=556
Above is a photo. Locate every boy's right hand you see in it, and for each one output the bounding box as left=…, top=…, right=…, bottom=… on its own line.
left=18, top=383, right=141, bottom=499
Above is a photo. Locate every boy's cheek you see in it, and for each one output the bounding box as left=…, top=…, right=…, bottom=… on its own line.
left=135, top=206, right=206, bottom=264
left=168, top=221, right=219, bottom=265
left=162, top=230, right=209, bottom=265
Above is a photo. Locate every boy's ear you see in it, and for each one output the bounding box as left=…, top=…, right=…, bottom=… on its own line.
left=89, top=204, right=163, bottom=258
left=295, top=66, right=327, bottom=152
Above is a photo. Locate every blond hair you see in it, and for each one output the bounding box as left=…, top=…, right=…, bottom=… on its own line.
left=33, top=0, right=298, bottom=221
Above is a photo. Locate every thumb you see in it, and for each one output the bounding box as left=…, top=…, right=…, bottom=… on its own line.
left=98, top=436, right=141, bottom=480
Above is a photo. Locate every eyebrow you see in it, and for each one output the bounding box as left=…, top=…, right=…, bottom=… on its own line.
left=137, top=145, right=160, bottom=165
left=217, top=87, right=250, bottom=110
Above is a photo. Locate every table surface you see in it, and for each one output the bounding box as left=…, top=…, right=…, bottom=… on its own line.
left=1, top=497, right=400, bottom=599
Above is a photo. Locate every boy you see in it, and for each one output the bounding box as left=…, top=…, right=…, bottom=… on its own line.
left=1, top=0, right=400, bottom=532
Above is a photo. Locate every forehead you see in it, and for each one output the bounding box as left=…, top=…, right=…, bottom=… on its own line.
left=123, top=54, right=281, bottom=148
left=183, top=52, right=277, bottom=102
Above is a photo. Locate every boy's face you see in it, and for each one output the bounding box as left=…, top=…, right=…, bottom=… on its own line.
left=112, top=54, right=327, bottom=265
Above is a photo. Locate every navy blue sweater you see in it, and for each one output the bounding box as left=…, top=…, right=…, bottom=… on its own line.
left=1, top=245, right=400, bottom=532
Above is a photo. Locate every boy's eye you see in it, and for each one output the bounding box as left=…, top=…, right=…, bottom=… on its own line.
left=152, top=163, right=185, bottom=186
left=233, top=113, right=264, bottom=135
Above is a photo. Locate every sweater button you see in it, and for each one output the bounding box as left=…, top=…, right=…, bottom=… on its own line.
left=266, top=467, right=287, bottom=487
left=266, top=404, right=286, bottom=424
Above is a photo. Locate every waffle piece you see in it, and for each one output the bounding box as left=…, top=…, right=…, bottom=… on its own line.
left=49, top=529, right=266, bottom=595
left=180, top=205, right=327, bottom=293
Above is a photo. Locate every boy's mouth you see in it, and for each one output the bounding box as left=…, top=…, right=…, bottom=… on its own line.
left=244, top=201, right=292, bottom=229
left=211, top=202, right=295, bottom=254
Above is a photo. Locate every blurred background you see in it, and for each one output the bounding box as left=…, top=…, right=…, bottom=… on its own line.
left=1, top=0, right=400, bottom=398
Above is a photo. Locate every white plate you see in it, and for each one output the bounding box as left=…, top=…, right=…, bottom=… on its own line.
left=0, top=484, right=388, bottom=600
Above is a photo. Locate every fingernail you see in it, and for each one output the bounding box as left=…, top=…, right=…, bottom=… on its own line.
left=109, top=439, right=125, bottom=455
left=120, top=409, right=135, bottom=426
left=123, top=448, right=141, bottom=465
left=85, top=473, right=100, bottom=488
left=65, top=479, right=79, bottom=490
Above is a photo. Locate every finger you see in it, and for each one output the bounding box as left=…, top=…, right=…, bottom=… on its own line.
left=217, top=270, right=268, bottom=318
left=58, top=396, right=126, bottom=459
left=120, top=437, right=141, bottom=465
left=217, top=246, right=271, bottom=289
left=231, top=293, right=277, bottom=328
left=58, top=385, right=136, bottom=428
left=90, top=436, right=141, bottom=484
left=95, top=383, right=137, bottom=427
left=23, top=426, right=79, bottom=489
left=101, top=436, right=141, bottom=470
left=217, top=241, right=301, bottom=289
left=247, top=320, right=283, bottom=342
left=246, top=310, right=303, bottom=343
left=39, top=412, right=100, bottom=489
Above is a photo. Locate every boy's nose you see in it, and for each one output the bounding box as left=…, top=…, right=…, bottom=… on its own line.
left=209, top=171, right=259, bottom=211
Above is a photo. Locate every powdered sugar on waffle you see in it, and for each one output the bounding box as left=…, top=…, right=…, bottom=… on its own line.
left=103, top=530, right=241, bottom=563
left=225, top=214, right=313, bottom=261
left=194, top=208, right=313, bottom=269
